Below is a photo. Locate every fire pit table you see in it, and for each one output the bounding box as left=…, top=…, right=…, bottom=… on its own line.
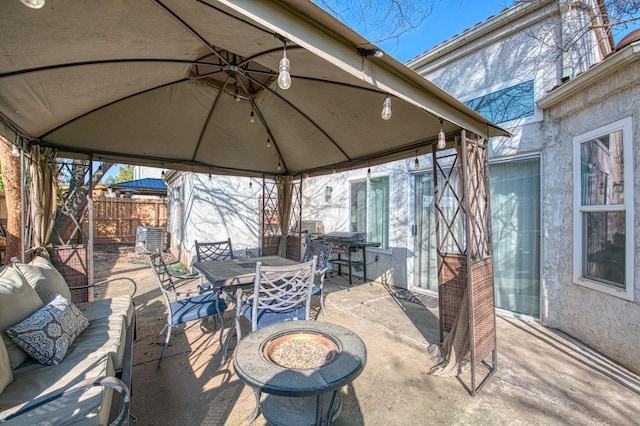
left=233, top=320, right=367, bottom=426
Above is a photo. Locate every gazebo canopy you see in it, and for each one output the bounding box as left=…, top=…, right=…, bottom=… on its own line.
left=0, top=0, right=508, bottom=178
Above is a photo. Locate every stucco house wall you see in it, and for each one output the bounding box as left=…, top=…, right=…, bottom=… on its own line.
left=302, top=160, right=412, bottom=288
left=538, top=52, right=640, bottom=373
left=165, top=171, right=261, bottom=268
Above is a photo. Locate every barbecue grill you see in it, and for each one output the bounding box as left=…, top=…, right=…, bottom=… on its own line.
left=318, top=232, right=379, bottom=284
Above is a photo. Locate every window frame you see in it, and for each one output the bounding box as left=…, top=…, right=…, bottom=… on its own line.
left=349, top=174, right=390, bottom=250
left=572, top=117, right=634, bottom=301
left=459, top=76, right=542, bottom=127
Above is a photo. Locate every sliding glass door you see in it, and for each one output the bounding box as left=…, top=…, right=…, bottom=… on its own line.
left=413, top=157, right=540, bottom=316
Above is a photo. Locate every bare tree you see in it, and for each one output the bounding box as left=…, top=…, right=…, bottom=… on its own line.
left=0, top=136, right=22, bottom=263
left=316, top=0, right=434, bottom=49
left=51, top=159, right=113, bottom=245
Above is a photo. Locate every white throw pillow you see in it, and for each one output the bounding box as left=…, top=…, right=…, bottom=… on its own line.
left=5, top=294, right=89, bottom=366
left=0, top=265, right=44, bottom=369
left=14, top=256, right=72, bottom=305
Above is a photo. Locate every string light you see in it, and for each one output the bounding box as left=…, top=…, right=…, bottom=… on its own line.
left=381, top=95, right=392, bottom=120
left=249, top=110, right=255, bottom=123
left=413, top=150, right=420, bottom=169
left=367, top=167, right=371, bottom=178
left=276, top=162, right=282, bottom=171
left=437, top=119, right=447, bottom=149
left=266, top=137, right=271, bottom=148
left=20, top=0, right=45, bottom=9
left=11, top=144, right=20, bottom=157
left=278, top=41, right=291, bottom=90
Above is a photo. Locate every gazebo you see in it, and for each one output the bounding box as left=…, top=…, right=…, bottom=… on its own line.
left=0, top=0, right=508, bottom=394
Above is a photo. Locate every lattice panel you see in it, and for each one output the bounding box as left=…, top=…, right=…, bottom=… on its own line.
left=464, top=136, right=492, bottom=261
left=51, top=160, right=91, bottom=245
left=433, top=130, right=497, bottom=396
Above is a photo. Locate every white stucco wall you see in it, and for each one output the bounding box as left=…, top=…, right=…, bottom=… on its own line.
left=540, top=58, right=640, bottom=374
left=166, top=172, right=262, bottom=268
left=302, top=160, right=415, bottom=288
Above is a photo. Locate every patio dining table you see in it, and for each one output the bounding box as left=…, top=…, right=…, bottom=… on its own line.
left=192, top=255, right=300, bottom=361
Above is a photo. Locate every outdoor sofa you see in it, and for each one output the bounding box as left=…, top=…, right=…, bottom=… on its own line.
left=0, top=256, right=136, bottom=425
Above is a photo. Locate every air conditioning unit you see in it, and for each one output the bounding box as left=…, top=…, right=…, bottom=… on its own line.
left=136, top=226, right=165, bottom=254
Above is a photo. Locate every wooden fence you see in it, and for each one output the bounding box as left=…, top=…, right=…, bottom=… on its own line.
left=0, top=194, right=165, bottom=243
left=91, top=198, right=167, bottom=243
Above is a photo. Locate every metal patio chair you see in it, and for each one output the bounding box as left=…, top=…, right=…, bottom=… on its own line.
left=195, top=238, right=234, bottom=289
left=235, top=256, right=317, bottom=341
left=148, top=253, right=227, bottom=367
left=302, top=239, right=333, bottom=319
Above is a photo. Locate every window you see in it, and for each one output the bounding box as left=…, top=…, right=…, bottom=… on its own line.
left=573, top=118, right=634, bottom=300
left=350, top=176, right=389, bottom=248
left=464, top=80, right=534, bottom=124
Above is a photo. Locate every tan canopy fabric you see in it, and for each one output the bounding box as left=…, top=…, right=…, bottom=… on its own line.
left=0, top=0, right=508, bottom=179
left=275, top=176, right=293, bottom=258
left=28, top=146, right=57, bottom=254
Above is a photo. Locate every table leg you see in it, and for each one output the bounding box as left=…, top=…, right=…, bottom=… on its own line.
left=326, top=390, right=339, bottom=426
left=362, top=248, right=367, bottom=282
left=245, top=388, right=261, bottom=425
left=347, top=250, right=353, bottom=285
left=315, top=394, right=323, bottom=426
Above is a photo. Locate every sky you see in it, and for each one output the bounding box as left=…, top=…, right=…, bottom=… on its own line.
left=331, top=0, right=640, bottom=64
left=375, top=1, right=510, bottom=63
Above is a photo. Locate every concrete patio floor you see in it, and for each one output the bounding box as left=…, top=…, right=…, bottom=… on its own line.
left=95, top=247, right=640, bottom=425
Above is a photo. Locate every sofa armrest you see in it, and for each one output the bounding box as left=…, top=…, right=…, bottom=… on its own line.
left=74, top=277, right=137, bottom=297
left=0, top=376, right=130, bottom=426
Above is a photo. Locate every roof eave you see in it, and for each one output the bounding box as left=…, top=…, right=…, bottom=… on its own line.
left=537, top=41, right=640, bottom=109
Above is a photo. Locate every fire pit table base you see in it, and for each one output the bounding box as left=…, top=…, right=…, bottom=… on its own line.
left=262, top=392, right=342, bottom=426
left=233, top=321, right=366, bottom=426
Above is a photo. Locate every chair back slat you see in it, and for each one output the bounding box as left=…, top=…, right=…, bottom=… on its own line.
left=195, top=239, right=234, bottom=262
left=302, top=240, right=332, bottom=272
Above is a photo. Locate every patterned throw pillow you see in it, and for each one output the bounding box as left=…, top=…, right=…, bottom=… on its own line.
left=5, top=294, right=90, bottom=366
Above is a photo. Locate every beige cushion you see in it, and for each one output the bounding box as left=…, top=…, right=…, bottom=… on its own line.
left=0, top=266, right=44, bottom=369
left=0, top=352, right=114, bottom=425
left=14, top=256, right=71, bottom=305
left=64, top=315, right=128, bottom=371
left=77, top=295, right=135, bottom=328
left=0, top=340, right=12, bottom=393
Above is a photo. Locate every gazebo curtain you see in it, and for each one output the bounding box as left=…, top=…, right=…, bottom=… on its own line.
left=28, top=146, right=57, bottom=254
left=275, top=176, right=293, bottom=258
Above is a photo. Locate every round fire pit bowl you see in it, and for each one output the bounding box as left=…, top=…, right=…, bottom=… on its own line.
left=234, top=320, right=367, bottom=397
left=262, top=330, right=341, bottom=370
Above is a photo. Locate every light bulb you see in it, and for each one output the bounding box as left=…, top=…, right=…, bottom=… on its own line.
left=278, top=56, right=291, bottom=90
left=437, top=129, right=446, bottom=149
left=208, top=174, right=212, bottom=181
left=367, top=167, right=371, bottom=178
left=414, top=158, right=419, bottom=169
left=266, top=138, right=271, bottom=148
left=277, top=162, right=282, bottom=171
left=249, top=181, right=253, bottom=189
left=250, top=111, right=255, bottom=123
left=381, top=96, right=392, bottom=120
left=10, top=145, right=20, bottom=157
left=21, top=0, right=45, bottom=9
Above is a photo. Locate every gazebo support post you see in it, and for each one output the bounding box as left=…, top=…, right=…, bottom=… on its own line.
left=432, top=129, right=497, bottom=396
